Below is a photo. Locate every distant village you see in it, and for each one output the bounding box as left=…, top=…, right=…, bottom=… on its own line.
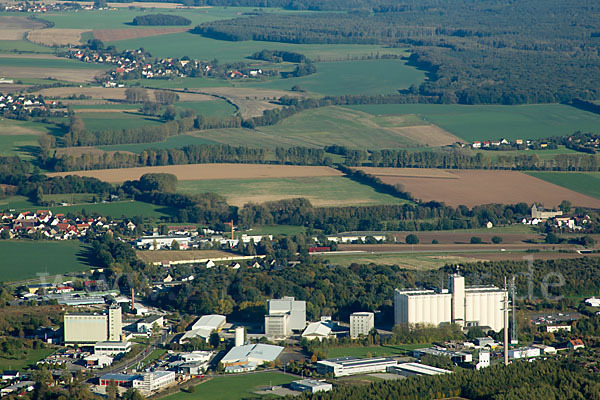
left=0, top=93, right=66, bottom=118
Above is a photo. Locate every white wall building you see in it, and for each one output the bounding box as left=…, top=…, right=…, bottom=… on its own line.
left=290, top=379, right=332, bottom=393
left=350, top=312, right=374, bottom=338
left=476, top=351, right=490, bottom=370
left=179, top=314, right=226, bottom=344
left=316, top=357, right=397, bottom=377
left=265, top=297, right=306, bottom=338
left=221, top=344, right=284, bottom=373
left=394, top=273, right=507, bottom=331
left=94, top=341, right=131, bottom=356
left=137, top=315, right=164, bottom=333
left=135, top=235, right=190, bottom=250
left=387, top=362, right=452, bottom=377
left=64, top=304, right=123, bottom=344
left=509, top=347, right=541, bottom=359
left=133, top=371, right=175, bottom=393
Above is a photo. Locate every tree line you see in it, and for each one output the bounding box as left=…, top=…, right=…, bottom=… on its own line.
left=132, top=13, right=191, bottom=26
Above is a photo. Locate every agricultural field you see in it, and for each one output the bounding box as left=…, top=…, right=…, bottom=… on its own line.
left=322, top=252, right=477, bottom=270
left=109, top=31, right=410, bottom=63
left=0, top=196, right=174, bottom=219
left=0, top=39, right=53, bottom=53
left=0, top=15, right=48, bottom=40
left=0, top=119, right=62, bottom=159
left=356, top=167, right=600, bottom=208
left=0, top=348, right=55, bottom=371
left=164, top=372, right=296, bottom=400
left=78, top=111, right=163, bottom=131
left=527, top=172, right=600, bottom=200
left=0, top=241, right=91, bottom=282
left=97, top=134, right=220, bottom=153
left=242, top=59, right=426, bottom=96
left=47, top=163, right=342, bottom=183
left=174, top=106, right=459, bottom=150
left=173, top=100, right=237, bottom=117
left=177, top=176, right=409, bottom=207
left=344, top=104, right=600, bottom=142
left=0, top=54, right=109, bottom=82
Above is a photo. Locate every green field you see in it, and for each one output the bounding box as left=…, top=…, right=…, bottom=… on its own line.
left=70, top=103, right=139, bottom=110
left=0, top=241, right=91, bottom=282
left=0, top=56, right=109, bottom=70
left=345, top=104, right=600, bottom=142
left=97, top=134, right=219, bottom=153
left=527, top=172, right=600, bottom=200
left=164, top=372, right=296, bottom=400
left=0, top=196, right=174, bottom=219
left=78, top=111, right=163, bottom=131
left=242, top=59, right=425, bottom=96
left=110, top=32, right=409, bottom=63
left=39, top=7, right=312, bottom=30
left=0, top=40, right=53, bottom=53
left=0, top=119, right=63, bottom=159
left=0, top=348, right=55, bottom=371
left=174, top=100, right=237, bottom=117
left=242, top=225, right=307, bottom=236
left=326, top=344, right=431, bottom=359
left=177, top=176, right=410, bottom=207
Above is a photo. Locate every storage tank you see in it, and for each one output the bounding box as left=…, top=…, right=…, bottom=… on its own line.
left=235, top=326, right=244, bottom=347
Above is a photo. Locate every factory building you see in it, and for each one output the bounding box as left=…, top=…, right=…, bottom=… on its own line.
left=220, top=343, right=284, bottom=373
left=179, top=314, right=226, bottom=344
left=64, top=304, right=123, bottom=344
left=350, top=312, right=374, bottom=338
left=290, top=379, right=333, bottom=394
left=394, top=272, right=506, bottom=331
left=387, top=362, right=452, bottom=377
left=264, top=297, right=306, bottom=338
left=94, top=341, right=131, bottom=356
left=316, top=357, right=397, bottom=377
left=133, top=371, right=176, bottom=393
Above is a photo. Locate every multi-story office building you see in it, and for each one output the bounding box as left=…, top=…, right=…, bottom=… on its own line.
left=350, top=312, right=374, bottom=338
left=264, top=297, right=306, bottom=338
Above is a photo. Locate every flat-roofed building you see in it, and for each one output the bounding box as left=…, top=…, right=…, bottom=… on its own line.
left=316, top=357, right=397, bottom=377
left=133, top=371, right=175, bottom=393
left=221, top=343, right=284, bottom=373
left=265, top=297, right=306, bottom=338
left=413, top=347, right=473, bottom=363
left=99, top=374, right=139, bottom=387
left=350, top=312, right=374, bottom=338
left=290, top=379, right=332, bottom=393
left=387, top=362, right=452, bottom=377
left=179, top=314, right=226, bottom=344
left=137, top=315, right=164, bottom=333
left=64, top=304, right=123, bottom=344
left=94, top=341, right=131, bottom=356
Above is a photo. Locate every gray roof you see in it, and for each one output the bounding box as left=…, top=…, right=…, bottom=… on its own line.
left=221, top=343, right=283, bottom=364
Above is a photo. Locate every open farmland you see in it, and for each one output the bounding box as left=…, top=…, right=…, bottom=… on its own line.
left=345, top=104, right=600, bottom=142
left=97, top=135, right=219, bottom=153
left=0, top=241, right=91, bottom=282
left=0, top=39, right=53, bottom=53
left=0, top=55, right=108, bottom=82
left=27, top=29, right=88, bottom=46
left=175, top=106, right=459, bottom=150
left=177, top=176, right=409, bottom=207
left=93, top=27, right=189, bottom=42
left=526, top=172, right=600, bottom=200
left=78, top=111, right=163, bottom=131
left=109, top=31, right=410, bottom=62
left=357, top=167, right=600, bottom=208
left=243, top=59, right=426, bottom=96
left=33, top=87, right=213, bottom=102
left=0, top=15, right=48, bottom=40
left=0, top=119, right=62, bottom=159
left=47, top=164, right=342, bottom=183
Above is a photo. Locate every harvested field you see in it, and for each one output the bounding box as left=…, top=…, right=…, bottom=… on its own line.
left=337, top=243, right=577, bottom=253
left=47, top=164, right=342, bottom=183
left=27, top=29, right=89, bottom=46
left=193, top=87, right=307, bottom=118
left=93, top=28, right=189, bottom=42
left=357, top=167, right=457, bottom=179
left=359, top=167, right=600, bottom=208
left=1, top=67, right=103, bottom=83
left=457, top=252, right=600, bottom=262
left=0, top=16, right=47, bottom=40
left=136, top=250, right=237, bottom=264
left=34, top=87, right=213, bottom=102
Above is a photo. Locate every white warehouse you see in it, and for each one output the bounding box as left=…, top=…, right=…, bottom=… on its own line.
left=394, top=272, right=507, bottom=332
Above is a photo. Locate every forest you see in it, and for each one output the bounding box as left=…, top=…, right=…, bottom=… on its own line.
left=194, top=0, right=600, bottom=104
left=131, top=14, right=191, bottom=26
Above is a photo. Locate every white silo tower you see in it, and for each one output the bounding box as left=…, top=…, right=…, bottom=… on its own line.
left=235, top=326, right=245, bottom=347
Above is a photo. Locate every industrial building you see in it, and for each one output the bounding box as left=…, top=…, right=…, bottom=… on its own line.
left=290, top=379, right=333, bottom=393
left=264, top=297, right=306, bottom=338
left=99, top=374, right=138, bottom=388
left=302, top=321, right=334, bottom=341
left=64, top=304, right=123, bottom=344
left=387, top=362, right=452, bottom=377
left=316, top=357, right=397, bottom=377
left=94, top=341, right=131, bottom=356
left=394, top=272, right=507, bottom=331
left=509, top=347, right=541, bottom=359
left=136, top=315, right=164, bottom=333
left=413, top=347, right=473, bottom=363
left=350, top=312, right=374, bottom=338
left=135, top=235, right=191, bottom=250
left=179, top=314, right=226, bottom=344
left=220, top=343, right=284, bottom=373
left=85, top=354, right=113, bottom=369
left=133, top=371, right=175, bottom=393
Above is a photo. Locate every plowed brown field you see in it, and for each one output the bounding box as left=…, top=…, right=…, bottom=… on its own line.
left=47, top=164, right=342, bottom=183
left=358, top=167, right=600, bottom=208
